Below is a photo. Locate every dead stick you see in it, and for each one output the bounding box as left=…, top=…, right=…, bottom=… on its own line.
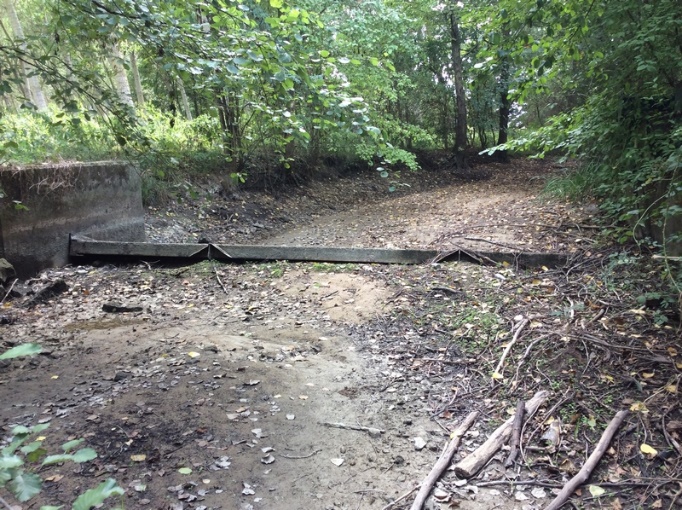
left=320, top=422, right=384, bottom=434
left=454, top=390, right=548, bottom=478
left=380, top=487, right=417, bottom=510
left=544, top=410, right=629, bottom=510
left=504, top=400, right=525, bottom=467
left=409, top=411, right=479, bottom=510
left=493, top=319, right=529, bottom=378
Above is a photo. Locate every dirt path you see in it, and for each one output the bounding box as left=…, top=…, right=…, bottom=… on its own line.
left=2, top=160, right=680, bottom=510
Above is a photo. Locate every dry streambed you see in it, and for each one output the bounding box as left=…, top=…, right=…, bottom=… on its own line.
left=2, top=160, right=681, bottom=510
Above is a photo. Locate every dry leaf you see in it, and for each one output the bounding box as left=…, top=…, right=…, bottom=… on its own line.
left=640, top=443, right=657, bottom=456
left=589, top=485, right=606, bottom=497
left=187, top=352, right=200, bottom=358
left=629, top=401, right=649, bottom=413
left=130, top=454, right=146, bottom=462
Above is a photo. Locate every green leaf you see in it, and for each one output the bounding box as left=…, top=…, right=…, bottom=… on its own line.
left=8, top=471, right=42, bottom=502
left=32, top=424, right=50, bottom=434
left=42, top=454, right=73, bottom=466
left=178, top=467, right=192, bottom=474
left=61, top=439, right=84, bottom=453
left=26, top=447, right=47, bottom=464
left=0, top=454, right=23, bottom=469
left=269, top=0, right=283, bottom=8
left=72, top=448, right=97, bottom=463
left=11, top=426, right=31, bottom=436
left=0, top=343, right=42, bottom=360
left=318, top=50, right=330, bottom=58
left=20, top=441, right=44, bottom=455
left=41, top=506, right=63, bottom=510
left=72, top=479, right=124, bottom=510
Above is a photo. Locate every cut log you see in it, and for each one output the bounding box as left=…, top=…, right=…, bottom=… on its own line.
left=409, top=411, right=479, bottom=510
left=453, top=391, right=549, bottom=478
left=544, top=410, right=629, bottom=510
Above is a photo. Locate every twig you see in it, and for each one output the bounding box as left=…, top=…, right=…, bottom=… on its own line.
left=545, top=410, right=629, bottom=510
left=662, top=415, right=682, bottom=457
left=504, top=400, right=525, bottom=467
left=281, top=449, right=322, bottom=460
left=0, top=494, right=14, bottom=510
left=669, top=483, right=682, bottom=510
left=510, top=334, right=551, bottom=390
left=493, top=318, right=529, bottom=379
left=1, top=278, right=17, bottom=305
left=409, top=411, right=479, bottom=510
left=212, top=262, right=229, bottom=295
left=320, top=422, right=384, bottom=435
left=381, top=487, right=417, bottom=510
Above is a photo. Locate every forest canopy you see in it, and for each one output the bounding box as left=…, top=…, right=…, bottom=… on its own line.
left=1, top=0, right=681, bottom=248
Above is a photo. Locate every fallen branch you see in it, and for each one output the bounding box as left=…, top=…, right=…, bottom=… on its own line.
left=544, top=410, right=629, bottom=510
left=320, top=422, right=384, bottom=436
left=281, top=449, right=322, bottom=460
left=493, top=319, right=529, bottom=379
left=212, top=262, right=229, bottom=295
left=409, top=411, right=479, bottom=510
left=0, top=278, right=17, bottom=305
left=510, top=334, right=551, bottom=391
left=453, top=390, right=549, bottom=478
left=504, top=400, right=525, bottom=467
left=380, top=487, right=417, bottom=510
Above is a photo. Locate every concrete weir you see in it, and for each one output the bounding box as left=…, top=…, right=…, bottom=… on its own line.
left=0, top=162, right=145, bottom=278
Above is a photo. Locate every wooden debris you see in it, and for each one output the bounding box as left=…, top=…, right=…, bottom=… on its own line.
left=493, top=318, right=529, bottom=379
left=544, top=410, right=629, bottom=510
left=409, top=411, right=479, bottom=510
left=380, top=487, right=418, bottom=510
left=504, top=400, right=525, bottom=467
left=453, top=391, right=549, bottom=479
left=320, top=421, right=384, bottom=437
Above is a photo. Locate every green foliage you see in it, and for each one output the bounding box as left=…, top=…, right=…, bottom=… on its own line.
left=0, top=423, right=122, bottom=507
left=0, top=343, right=42, bottom=360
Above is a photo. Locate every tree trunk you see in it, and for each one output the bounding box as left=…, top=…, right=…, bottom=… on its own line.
left=130, top=50, right=145, bottom=106
left=448, top=5, right=468, bottom=167
left=217, top=92, right=242, bottom=170
left=176, top=77, right=193, bottom=120
left=3, top=0, right=48, bottom=111
left=108, top=43, right=134, bottom=108
left=496, top=26, right=511, bottom=163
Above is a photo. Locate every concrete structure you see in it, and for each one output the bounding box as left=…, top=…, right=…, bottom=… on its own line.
left=0, top=162, right=145, bottom=278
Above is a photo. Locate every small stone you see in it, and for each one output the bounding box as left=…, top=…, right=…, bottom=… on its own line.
left=367, top=427, right=382, bottom=438
left=414, top=437, right=427, bottom=450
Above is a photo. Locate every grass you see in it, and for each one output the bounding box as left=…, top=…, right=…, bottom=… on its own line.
left=542, top=165, right=600, bottom=202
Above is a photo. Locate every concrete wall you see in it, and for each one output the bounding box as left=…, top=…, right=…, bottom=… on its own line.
left=0, top=162, right=145, bottom=278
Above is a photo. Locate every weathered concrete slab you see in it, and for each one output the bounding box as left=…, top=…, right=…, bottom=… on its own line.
left=0, top=162, right=144, bottom=278
left=70, top=237, right=207, bottom=259
left=70, top=239, right=568, bottom=268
